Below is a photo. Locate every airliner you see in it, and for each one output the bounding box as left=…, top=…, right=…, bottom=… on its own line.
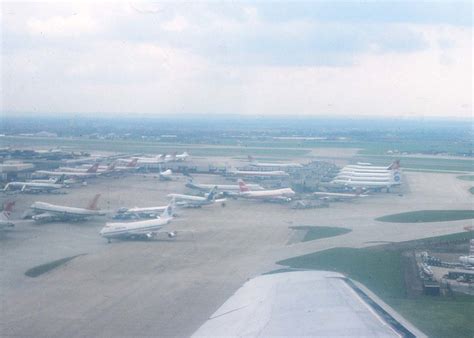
left=247, top=155, right=302, bottom=168
left=3, top=175, right=66, bottom=193
left=237, top=180, right=295, bottom=202
left=167, top=187, right=226, bottom=207
left=313, top=191, right=368, bottom=201
left=331, top=175, right=401, bottom=191
left=226, top=168, right=289, bottom=179
left=342, top=160, right=400, bottom=173
left=165, top=152, right=189, bottom=162
left=186, top=180, right=264, bottom=193
left=116, top=204, right=169, bottom=219
left=0, top=201, right=15, bottom=229
left=100, top=201, right=176, bottom=242
left=35, top=163, right=100, bottom=179
left=29, top=194, right=105, bottom=222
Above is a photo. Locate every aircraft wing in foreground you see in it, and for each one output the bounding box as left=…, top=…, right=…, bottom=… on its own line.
left=192, top=271, right=425, bottom=337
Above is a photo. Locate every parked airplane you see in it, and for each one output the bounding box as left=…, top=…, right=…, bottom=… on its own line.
left=100, top=201, right=176, bottom=242
left=165, top=152, right=189, bottom=162
left=331, top=175, right=401, bottom=191
left=113, top=158, right=140, bottom=172
left=115, top=204, right=169, bottom=219
left=237, top=180, right=295, bottom=202
left=57, top=163, right=108, bottom=173
left=336, top=171, right=395, bottom=178
left=3, top=175, right=66, bottom=193
left=226, top=168, right=289, bottom=179
left=186, top=180, right=264, bottom=194
left=29, top=194, right=105, bottom=222
left=248, top=155, right=302, bottom=168
left=335, top=173, right=396, bottom=181
left=35, top=163, right=100, bottom=179
left=167, top=187, right=226, bottom=207
left=342, top=160, right=400, bottom=173
left=313, top=191, right=368, bottom=201
left=0, top=201, right=15, bottom=229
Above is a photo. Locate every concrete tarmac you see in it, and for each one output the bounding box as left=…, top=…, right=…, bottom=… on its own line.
left=0, top=170, right=472, bottom=337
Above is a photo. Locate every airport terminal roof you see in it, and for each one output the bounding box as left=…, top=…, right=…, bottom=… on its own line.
left=0, top=162, right=35, bottom=172
left=192, top=270, right=424, bottom=337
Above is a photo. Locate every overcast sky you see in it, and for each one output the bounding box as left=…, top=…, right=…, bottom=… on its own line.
left=1, top=1, right=472, bottom=118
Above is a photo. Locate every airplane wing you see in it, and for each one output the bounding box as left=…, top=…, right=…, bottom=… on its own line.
left=192, top=271, right=425, bottom=337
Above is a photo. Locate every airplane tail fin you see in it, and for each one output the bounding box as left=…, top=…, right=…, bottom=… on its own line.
left=55, top=174, right=66, bottom=184
left=161, top=199, right=175, bottom=218
left=387, top=160, right=400, bottom=170
left=238, top=179, right=249, bottom=192
left=207, top=186, right=218, bottom=201
left=106, top=162, right=116, bottom=171
left=2, top=201, right=15, bottom=219
left=87, top=194, right=101, bottom=210
left=248, top=155, right=255, bottom=162
left=87, top=163, right=100, bottom=173
left=127, top=158, right=138, bottom=167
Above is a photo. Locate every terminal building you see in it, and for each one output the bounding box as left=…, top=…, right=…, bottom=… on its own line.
left=0, top=161, right=35, bottom=182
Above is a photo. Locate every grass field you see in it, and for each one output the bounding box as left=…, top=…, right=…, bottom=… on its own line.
left=375, top=210, right=474, bottom=223
left=2, top=135, right=472, bottom=171
left=290, top=226, right=351, bottom=242
left=355, top=155, right=474, bottom=172
left=276, top=232, right=474, bottom=338
left=0, top=136, right=310, bottom=158
left=458, top=175, right=474, bottom=181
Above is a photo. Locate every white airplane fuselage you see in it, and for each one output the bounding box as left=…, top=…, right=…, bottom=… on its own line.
left=239, top=188, right=295, bottom=199
left=4, top=182, right=63, bottom=192
left=228, top=170, right=289, bottom=178
left=100, top=217, right=172, bottom=240
left=30, top=202, right=104, bottom=221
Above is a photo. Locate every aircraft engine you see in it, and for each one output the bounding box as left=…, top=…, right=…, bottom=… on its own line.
left=167, top=231, right=177, bottom=238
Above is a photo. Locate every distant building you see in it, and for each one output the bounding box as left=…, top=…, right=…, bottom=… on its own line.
left=0, top=161, right=35, bottom=181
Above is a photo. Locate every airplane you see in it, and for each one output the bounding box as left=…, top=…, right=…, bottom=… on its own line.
left=247, top=155, right=302, bottom=169
left=167, top=187, right=227, bottom=207
left=226, top=168, right=289, bottom=179
left=336, top=171, right=395, bottom=179
left=237, top=179, right=295, bottom=202
left=58, top=162, right=115, bottom=174
left=100, top=201, right=177, bottom=242
left=313, top=190, right=368, bottom=201
left=28, top=194, right=105, bottom=222
left=115, top=204, right=169, bottom=219
left=334, top=173, right=397, bottom=182
left=331, top=175, right=401, bottom=191
left=342, top=160, right=400, bottom=173
left=3, top=175, right=66, bottom=193
left=113, top=158, right=140, bottom=172
left=35, top=163, right=100, bottom=179
left=0, top=201, right=15, bottom=229
left=164, top=152, right=189, bottom=162
left=186, top=180, right=264, bottom=194
left=175, top=151, right=189, bottom=161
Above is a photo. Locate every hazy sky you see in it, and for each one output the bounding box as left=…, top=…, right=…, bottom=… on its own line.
left=1, top=1, right=472, bottom=118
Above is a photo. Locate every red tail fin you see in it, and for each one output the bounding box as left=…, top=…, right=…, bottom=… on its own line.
left=87, top=194, right=101, bottom=210
left=238, top=179, right=249, bottom=192
left=3, top=201, right=15, bottom=217
left=127, top=158, right=138, bottom=167
left=87, top=163, right=100, bottom=173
